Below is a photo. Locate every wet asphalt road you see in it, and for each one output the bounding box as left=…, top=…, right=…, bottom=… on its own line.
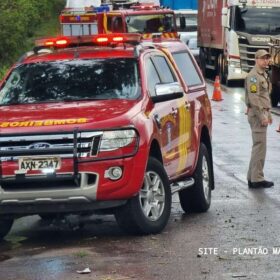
left=0, top=82, right=280, bottom=280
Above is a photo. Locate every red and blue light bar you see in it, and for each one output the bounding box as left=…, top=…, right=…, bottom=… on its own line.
left=35, top=34, right=142, bottom=48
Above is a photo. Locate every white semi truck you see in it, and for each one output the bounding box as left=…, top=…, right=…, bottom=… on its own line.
left=198, top=0, right=280, bottom=84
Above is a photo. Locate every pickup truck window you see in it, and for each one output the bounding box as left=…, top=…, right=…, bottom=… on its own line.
left=107, top=16, right=123, bottom=33
left=152, top=56, right=176, bottom=84
left=0, top=58, right=140, bottom=105
left=145, top=58, right=161, bottom=97
left=172, top=52, right=202, bottom=87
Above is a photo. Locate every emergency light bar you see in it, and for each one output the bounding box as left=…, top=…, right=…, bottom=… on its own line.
left=35, top=34, right=142, bottom=49
left=61, top=4, right=109, bottom=14
left=60, top=13, right=97, bottom=23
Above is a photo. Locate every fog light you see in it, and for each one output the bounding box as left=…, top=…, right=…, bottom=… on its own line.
left=104, top=167, right=123, bottom=180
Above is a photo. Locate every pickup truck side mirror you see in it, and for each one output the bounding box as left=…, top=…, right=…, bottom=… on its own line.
left=152, top=82, right=184, bottom=103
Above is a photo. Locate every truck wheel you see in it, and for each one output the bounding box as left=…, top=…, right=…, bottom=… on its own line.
left=115, top=157, right=171, bottom=235
left=0, top=218, right=13, bottom=241
left=199, top=49, right=207, bottom=78
left=218, top=54, right=228, bottom=85
left=271, top=85, right=279, bottom=107
left=179, top=143, right=213, bottom=213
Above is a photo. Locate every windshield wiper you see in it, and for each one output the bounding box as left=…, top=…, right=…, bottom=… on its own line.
left=62, top=97, right=112, bottom=102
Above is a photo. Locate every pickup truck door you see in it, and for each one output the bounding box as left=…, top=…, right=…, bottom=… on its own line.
left=171, top=50, right=207, bottom=173
left=144, top=53, right=187, bottom=178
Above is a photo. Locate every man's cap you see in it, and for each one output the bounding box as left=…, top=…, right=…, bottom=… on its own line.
left=255, top=49, right=271, bottom=59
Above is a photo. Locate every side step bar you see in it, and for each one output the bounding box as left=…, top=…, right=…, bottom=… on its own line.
left=171, top=178, right=195, bottom=194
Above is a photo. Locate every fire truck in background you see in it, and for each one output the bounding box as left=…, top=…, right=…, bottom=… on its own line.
left=60, top=0, right=109, bottom=36
left=60, top=1, right=178, bottom=39
left=270, top=36, right=280, bottom=107
left=197, top=0, right=280, bottom=85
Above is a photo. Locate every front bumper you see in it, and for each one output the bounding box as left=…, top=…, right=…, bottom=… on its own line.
left=0, top=129, right=147, bottom=215
left=0, top=199, right=126, bottom=216
left=0, top=155, right=146, bottom=213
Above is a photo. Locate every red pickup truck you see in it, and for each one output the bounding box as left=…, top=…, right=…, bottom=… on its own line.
left=0, top=34, right=214, bottom=240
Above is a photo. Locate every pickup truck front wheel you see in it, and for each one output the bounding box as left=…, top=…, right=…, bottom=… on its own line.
left=0, top=218, right=14, bottom=241
left=179, top=143, right=213, bottom=213
left=115, top=157, right=171, bottom=235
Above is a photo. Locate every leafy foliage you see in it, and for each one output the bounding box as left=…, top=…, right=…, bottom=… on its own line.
left=0, top=0, right=64, bottom=79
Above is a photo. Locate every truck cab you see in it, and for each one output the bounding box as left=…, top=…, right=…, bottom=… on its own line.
left=60, top=2, right=178, bottom=39
left=198, top=0, right=280, bottom=84
left=102, top=3, right=178, bottom=39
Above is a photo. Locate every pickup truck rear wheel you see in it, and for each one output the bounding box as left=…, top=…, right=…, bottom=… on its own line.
left=115, top=157, right=171, bottom=235
left=0, top=218, right=13, bottom=241
left=179, top=143, right=212, bottom=213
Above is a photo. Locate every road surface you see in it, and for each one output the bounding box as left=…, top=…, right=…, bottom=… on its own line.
left=0, top=82, right=280, bottom=280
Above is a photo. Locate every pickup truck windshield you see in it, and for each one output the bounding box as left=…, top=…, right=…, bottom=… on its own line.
left=126, top=14, right=175, bottom=33
left=0, top=58, right=140, bottom=106
left=234, top=6, right=280, bottom=35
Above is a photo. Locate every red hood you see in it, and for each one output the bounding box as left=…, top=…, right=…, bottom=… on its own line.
left=0, top=99, right=141, bottom=134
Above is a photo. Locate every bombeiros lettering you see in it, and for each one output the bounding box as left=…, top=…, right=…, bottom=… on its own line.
left=0, top=118, right=87, bottom=128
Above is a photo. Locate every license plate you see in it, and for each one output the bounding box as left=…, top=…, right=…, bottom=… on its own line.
left=18, top=157, right=61, bottom=171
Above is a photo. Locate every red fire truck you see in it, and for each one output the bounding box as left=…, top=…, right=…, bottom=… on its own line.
left=60, top=2, right=178, bottom=39
left=0, top=33, right=213, bottom=240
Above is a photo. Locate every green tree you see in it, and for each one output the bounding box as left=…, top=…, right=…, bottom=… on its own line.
left=0, top=0, right=65, bottom=79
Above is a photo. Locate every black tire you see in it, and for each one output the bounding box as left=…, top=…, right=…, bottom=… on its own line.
left=179, top=143, right=213, bottom=213
left=0, top=218, right=13, bottom=241
left=271, top=85, right=279, bottom=107
left=199, top=49, right=207, bottom=78
left=218, top=54, right=228, bottom=86
left=115, top=157, right=171, bottom=235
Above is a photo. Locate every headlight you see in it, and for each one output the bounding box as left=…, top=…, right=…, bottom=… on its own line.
left=100, top=129, right=137, bottom=152
left=229, top=60, right=241, bottom=68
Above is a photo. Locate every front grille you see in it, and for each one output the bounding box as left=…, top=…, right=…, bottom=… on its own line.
left=0, top=131, right=102, bottom=162
left=238, top=37, right=269, bottom=73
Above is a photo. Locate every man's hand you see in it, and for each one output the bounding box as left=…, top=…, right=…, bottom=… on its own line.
left=261, top=119, right=269, bottom=126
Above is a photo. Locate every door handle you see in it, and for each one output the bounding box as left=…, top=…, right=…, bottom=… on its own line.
left=172, top=107, right=178, bottom=116
left=154, top=114, right=161, bottom=129
left=185, top=102, right=191, bottom=110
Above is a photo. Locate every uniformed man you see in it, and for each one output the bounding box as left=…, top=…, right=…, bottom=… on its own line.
left=245, top=49, right=274, bottom=188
